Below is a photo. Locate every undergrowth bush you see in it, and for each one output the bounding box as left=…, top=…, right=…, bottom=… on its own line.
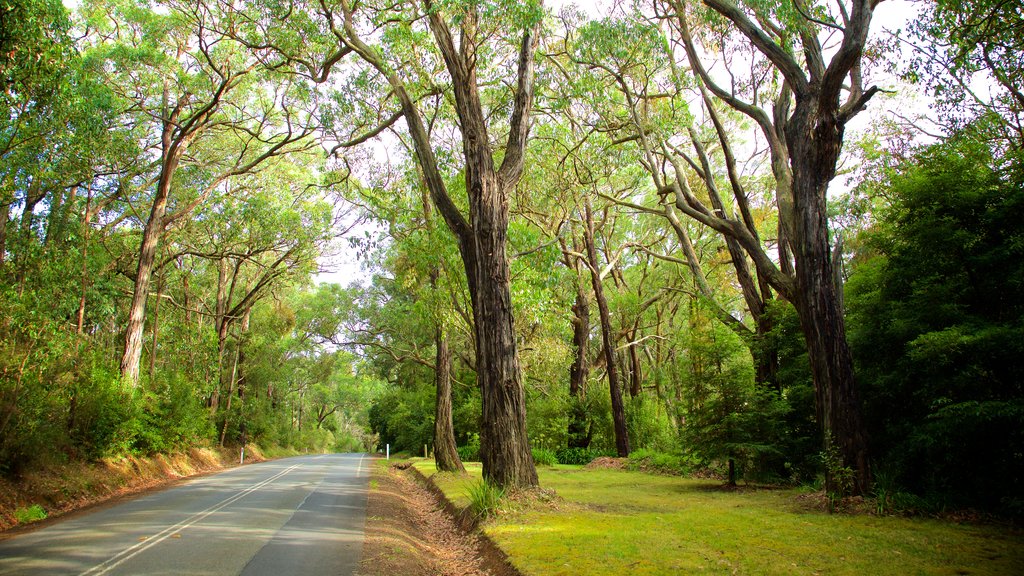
left=626, top=449, right=696, bottom=475
left=14, top=504, right=47, bottom=524
left=532, top=447, right=557, bottom=466
left=457, top=440, right=480, bottom=462
left=556, top=446, right=601, bottom=465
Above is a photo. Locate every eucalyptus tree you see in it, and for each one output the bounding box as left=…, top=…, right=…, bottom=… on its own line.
left=342, top=169, right=468, bottom=472
left=906, top=0, right=1024, bottom=152
left=178, top=161, right=334, bottom=422
left=565, top=1, right=878, bottom=492
left=0, top=0, right=73, bottom=267
left=243, top=0, right=545, bottom=487
left=80, top=0, right=317, bottom=387
left=643, top=0, right=881, bottom=493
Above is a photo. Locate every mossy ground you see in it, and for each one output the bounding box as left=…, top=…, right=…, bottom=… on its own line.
left=415, top=461, right=1024, bottom=575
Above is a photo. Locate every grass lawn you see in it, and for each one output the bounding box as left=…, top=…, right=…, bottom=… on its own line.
left=413, top=461, right=1024, bottom=575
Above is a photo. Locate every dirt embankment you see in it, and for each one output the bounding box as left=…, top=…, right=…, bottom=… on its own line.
left=358, top=462, right=518, bottom=576
left=0, top=445, right=273, bottom=533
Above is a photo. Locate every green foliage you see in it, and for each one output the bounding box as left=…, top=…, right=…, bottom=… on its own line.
left=847, top=133, right=1024, bottom=512
left=676, top=308, right=793, bottom=483
left=14, top=504, right=47, bottom=524
left=626, top=448, right=696, bottom=475
left=466, top=479, right=505, bottom=520
left=625, top=396, right=676, bottom=453
left=555, top=447, right=600, bottom=466
left=820, top=442, right=855, bottom=513
left=367, top=386, right=435, bottom=454
left=531, top=447, right=557, bottom=467
left=457, top=438, right=481, bottom=462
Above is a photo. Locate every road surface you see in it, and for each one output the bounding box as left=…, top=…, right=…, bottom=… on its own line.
left=0, top=453, right=369, bottom=575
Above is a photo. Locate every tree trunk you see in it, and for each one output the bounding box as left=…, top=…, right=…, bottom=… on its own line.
left=210, top=258, right=230, bottom=415
left=787, top=103, right=870, bottom=495
left=76, top=187, right=94, bottom=334
left=0, top=199, right=9, bottom=269
left=119, top=186, right=169, bottom=387
left=567, top=286, right=591, bottom=449
left=628, top=325, right=643, bottom=398
left=584, top=199, right=630, bottom=457
left=148, top=273, right=164, bottom=380
left=469, top=174, right=538, bottom=488
left=120, top=110, right=183, bottom=387
left=366, top=8, right=541, bottom=489
left=433, top=326, right=465, bottom=472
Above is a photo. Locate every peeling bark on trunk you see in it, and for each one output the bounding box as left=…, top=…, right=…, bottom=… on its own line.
left=119, top=187, right=169, bottom=387
left=120, top=102, right=184, bottom=388
left=787, top=103, right=870, bottom=494
left=469, top=174, right=538, bottom=487
left=0, top=200, right=9, bottom=269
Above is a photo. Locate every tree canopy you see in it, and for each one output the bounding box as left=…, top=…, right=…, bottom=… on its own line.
left=1, top=0, right=1021, bottom=515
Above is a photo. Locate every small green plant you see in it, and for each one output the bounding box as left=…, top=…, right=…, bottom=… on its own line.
left=820, top=442, right=854, bottom=513
left=467, top=479, right=505, bottom=520
left=531, top=447, right=557, bottom=466
left=15, top=504, right=47, bottom=524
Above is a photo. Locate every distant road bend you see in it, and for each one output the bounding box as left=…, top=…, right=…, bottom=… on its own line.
left=0, top=453, right=369, bottom=576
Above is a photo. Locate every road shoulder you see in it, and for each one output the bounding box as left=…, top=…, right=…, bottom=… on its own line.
left=357, top=459, right=516, bottom=576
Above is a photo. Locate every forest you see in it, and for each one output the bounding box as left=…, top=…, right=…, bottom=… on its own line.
left=1, top=0, right=1021, bottom=517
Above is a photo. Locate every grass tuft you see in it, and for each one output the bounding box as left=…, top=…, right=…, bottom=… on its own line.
left=14, top=504, right=46, bottom=524
left=467, top=479, right=505, bottom=520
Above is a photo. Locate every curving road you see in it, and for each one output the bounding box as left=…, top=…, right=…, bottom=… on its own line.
left=0, top=453, right=369, bottom=576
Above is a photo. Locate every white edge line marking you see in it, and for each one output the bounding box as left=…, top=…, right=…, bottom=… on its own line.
left=80, top=464, right=302, bottom=576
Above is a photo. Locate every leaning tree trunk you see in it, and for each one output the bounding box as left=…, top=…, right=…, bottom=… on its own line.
left=119, top=176, right=171, bottom=387
left=583, top=200, right=630, bottom=457
left=787, top=103, right=871, bottom=496
left=120, top=107, right=184, bottom=388
left=433, top=326, right=465, bottom=472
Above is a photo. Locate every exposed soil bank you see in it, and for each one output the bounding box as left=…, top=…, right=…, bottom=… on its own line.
left=0, top=444, right=286, bottom=533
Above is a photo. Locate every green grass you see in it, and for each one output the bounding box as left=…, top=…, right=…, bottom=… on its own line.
left=415, top=461, right=1024, bottom=575
left=14, top=504, right=47, bottom=524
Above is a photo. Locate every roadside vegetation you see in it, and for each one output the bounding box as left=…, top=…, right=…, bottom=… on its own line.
left=0, top=445, right=300, bottom=530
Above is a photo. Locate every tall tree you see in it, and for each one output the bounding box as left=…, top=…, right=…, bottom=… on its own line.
left=284, top=0, right=544, bottom=488
left=645, top=0, right=879, bottom=493
left=582, top=197, right=630, bottom=457
left=83, top=0, right=314, bottom=387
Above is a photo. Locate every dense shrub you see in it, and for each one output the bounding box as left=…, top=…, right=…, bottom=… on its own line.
left=847, top=135, right=1024, bottom=513
left=556, top=446, right=601, bottom=465
left=531, top=447, right=557, bottom=466
left=457, top=438, right=481, bottom=462
left=626, top=448, right=697, bottom=475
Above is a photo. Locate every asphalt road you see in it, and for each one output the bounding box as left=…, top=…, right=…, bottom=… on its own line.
left=0, top=453, right=369, bottom=576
